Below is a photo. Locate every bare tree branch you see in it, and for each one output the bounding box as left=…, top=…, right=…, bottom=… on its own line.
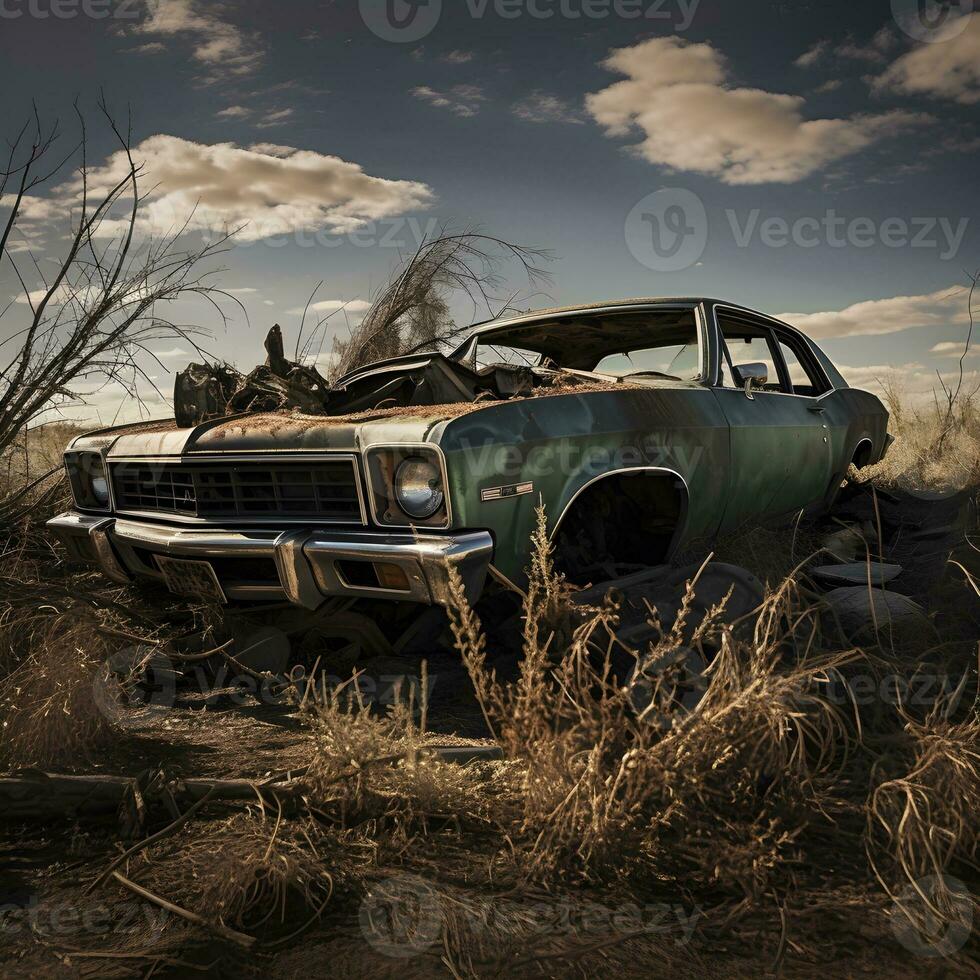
left=0, top=106, right=232, bottom=462
left=330, top=227, right=553, bottom=379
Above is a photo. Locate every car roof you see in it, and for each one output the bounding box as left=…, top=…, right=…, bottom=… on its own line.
left=466, top=297, right=764, bottom=335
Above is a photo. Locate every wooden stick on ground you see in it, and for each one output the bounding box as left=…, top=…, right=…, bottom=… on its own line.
left=111, top=871, right=256, bottom=949
left=84, top=787, right=218, bottom=895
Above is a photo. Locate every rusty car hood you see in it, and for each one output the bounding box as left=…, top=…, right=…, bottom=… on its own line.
left=69, top=374, right=684, bottom=458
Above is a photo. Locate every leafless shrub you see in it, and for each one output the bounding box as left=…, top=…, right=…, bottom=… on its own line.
left=327, top=230, right=551, bottom=378
left=0, top=103, right=232, bottom=486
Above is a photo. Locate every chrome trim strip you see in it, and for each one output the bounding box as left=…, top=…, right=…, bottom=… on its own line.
left=481, top=481, right=534, bottom=502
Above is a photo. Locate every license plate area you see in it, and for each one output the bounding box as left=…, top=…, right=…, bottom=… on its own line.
left=154, top=555, right=227, bottom=604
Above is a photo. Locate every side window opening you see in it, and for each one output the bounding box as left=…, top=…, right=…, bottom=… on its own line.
left=717, top=317, right=785, bottom=392
left=774, top=334, right=830, bottom=396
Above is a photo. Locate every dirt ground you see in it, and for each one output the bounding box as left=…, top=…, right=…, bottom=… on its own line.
left=1, top=482, right=978, bottom=979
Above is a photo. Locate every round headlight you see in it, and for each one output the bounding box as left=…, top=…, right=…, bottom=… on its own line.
left=394, top=457, right=444, bottom=519
left=91, top=474, right=110, bottom=506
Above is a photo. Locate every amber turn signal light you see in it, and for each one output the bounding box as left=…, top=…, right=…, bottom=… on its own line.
left=374, top=562, right=410, bottom=591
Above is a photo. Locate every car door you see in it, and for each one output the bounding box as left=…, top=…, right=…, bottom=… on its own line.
left=710, top=309, right=834, bottom=533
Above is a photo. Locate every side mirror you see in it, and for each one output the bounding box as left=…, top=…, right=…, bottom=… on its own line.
left=733, top=362, right=768, bottom=399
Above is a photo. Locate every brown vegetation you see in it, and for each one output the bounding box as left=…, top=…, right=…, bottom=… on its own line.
left=2, top=361, right=979, bottom=976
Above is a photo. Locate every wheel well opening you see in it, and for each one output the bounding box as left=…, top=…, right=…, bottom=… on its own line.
left=852, top=440, right=873, bottom=470
left=553, top=472, right=687, bottom=583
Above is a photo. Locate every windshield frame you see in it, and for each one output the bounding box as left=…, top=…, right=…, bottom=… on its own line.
left=451, top=301, right=708, bottom=380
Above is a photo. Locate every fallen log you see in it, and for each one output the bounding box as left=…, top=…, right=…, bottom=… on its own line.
left=0, top=746, right=501, bottom=822
left=0, top=771, right=303, bottom=822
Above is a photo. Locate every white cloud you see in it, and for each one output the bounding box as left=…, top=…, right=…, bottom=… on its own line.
left=150, top=346, right=191, bottom=359
left=286, top=299, right=371, bottom=316
left=14, top=280, right=154, bottom=310
left=930, top=340, right=979, bottom=356
left=216, top=105, right=251, bottom=119
left=512, top=92, right=584, bottom=125
left=412, top=85, right=486, bottom=118
left=1, top=193, right=63, bottom=223
left=15, top=288, right=52, bottom=306
left=776, top=285, right=971, bottom=339
left=836, top=361, right=979, bottom=405
left=135, top=0, right=263, bottom=79
left=256, top=108, right=295, bottom=129
left=874, top=12, right=980, bottom=104
left=795, top=40, right=829, bottom=68
left=223, top=287, right=258, bottom=295
left=442, top=50, right=475, bottom=64
left=248, top=142, right=297, bottom=157
left=127, top=41, right=167, bottom=54
left=586, top=36, right=930, bottom=184
left=65, top=135, right=433, bottom=242
left=838, top=27, right=897, bottom=63
left=797, top=29, right=896, bottom=69
left=835, top=362, right=923, bottom=392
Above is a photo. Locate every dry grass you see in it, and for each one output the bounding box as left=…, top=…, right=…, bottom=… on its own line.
left=443, top=505, right=979, bottom=959
left=0, top=612, right=115, bottom=767
left=304, top=674, right=506, bottom=849
left=131, top=811, right=339, bottom=939
left=863, top=386, right=980, bottom=490
left=0, top=422, right=80, bottom=492
left=867, top=669, right=980, bottom=932
left=449, top=521, right=860, bottom=890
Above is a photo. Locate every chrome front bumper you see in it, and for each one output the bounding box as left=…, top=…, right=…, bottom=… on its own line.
left=46, top=512, right=493, bottom=608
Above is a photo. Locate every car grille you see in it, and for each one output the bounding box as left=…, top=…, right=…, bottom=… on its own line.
left=111, top=458, right=364, bottom=522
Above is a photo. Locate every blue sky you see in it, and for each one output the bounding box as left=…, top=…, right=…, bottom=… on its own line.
left=1, top=0, right=977, bottom=422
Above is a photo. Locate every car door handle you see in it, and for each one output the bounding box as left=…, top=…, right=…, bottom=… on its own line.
left=807, top=405, right=826, bottom=415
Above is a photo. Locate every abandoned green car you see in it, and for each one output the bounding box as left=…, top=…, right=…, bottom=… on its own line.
left=49, top=298, right=889, bottom=621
